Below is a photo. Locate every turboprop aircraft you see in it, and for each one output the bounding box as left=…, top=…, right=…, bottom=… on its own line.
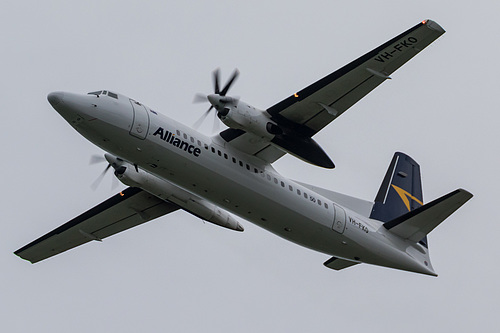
left=15, top=20, right=472, bottom=276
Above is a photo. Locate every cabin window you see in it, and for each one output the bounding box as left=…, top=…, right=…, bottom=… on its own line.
left=318, top=199, right=322, bottom=206
left=190, top=137, right=194, bottom=143
left=289, top=185, right=293, bottom=191
left=274, top=178, right=278, bottom=184
left=211, top=147, right=215, bottom=153
left=204, top=144, right=209, bottom=150
left=183, top=133, right=188, bottom=139
left=217, top=150, right=222, bottom=156
left=239, top=161, right=243, bottom=167
left=254, top=168, right=259, bottom=173
left=246, top=164, right=250, bottom=171
left=232, top=157, right=237, bottom=163
left=266, top=174, right=271, bottom=181
left=197, top=140, right=201, bottom=146
left=324, top=203, right=328, bottom=209
left=224, top=153, right=228, bottom=159
left=304, top=192, right=308, bottom=199
left=280, top=181, right=285, bottom=187
left=297, top=189, right=301, bottom=195
left=176, top=130, right=181, bottom=136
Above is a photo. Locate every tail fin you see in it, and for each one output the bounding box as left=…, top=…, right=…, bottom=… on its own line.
left=370, top=152, right=423, bottom=222
left=370, top=152, right=473, bottom=248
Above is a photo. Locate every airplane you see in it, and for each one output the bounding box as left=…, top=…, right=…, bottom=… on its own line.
left=14, top=19, right=472, bottom=276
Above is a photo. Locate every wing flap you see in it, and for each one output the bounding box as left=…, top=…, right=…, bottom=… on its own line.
left=384, top=189, right=473, bottom=242
left=14, top=187, right=179, bottom=263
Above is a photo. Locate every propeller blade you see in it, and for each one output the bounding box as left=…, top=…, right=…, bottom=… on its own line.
left=193, top=93, right=208, bottom=103
left=193, top=106, right=213, bottom=129
left=91, top=164, right=112, bottom=191
left=89, top=154, right=106, bottom=165
left=213, top=68, right=220, bottom=95
left=219, top=69, right=239, bottom=96
left=212, top=110, right=220, bottom=133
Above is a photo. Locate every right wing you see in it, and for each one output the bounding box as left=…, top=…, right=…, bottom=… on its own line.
left=14, top=187, right=180, bottom=263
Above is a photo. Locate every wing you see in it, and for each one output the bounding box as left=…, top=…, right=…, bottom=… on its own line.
left=220, top=20, right=445, bottom=165
left=266, top=20, right=445, bottom=137
left=14, top=187, right=180, bottom=263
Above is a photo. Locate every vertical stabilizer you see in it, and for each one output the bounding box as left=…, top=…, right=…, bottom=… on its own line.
left=370, top=152, right=424, bottom=223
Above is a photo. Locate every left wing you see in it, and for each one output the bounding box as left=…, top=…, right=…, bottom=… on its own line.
left=220, top=20, right=445, bottom=166
left=14, top=187, right=179, bottom=263
left=266, top=19, right=445, bottom=137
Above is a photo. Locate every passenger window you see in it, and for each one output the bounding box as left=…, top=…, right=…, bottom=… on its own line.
left=318, top=199, right=322, bottom=206
left=297, top=189, right=301, bottom=195
left=324, top=203, right=328, bottom=209
left=183, top=133, right=188, bottom=139
left=224, top=153, right=228, bottom=159
left=232, top=157, right=236, bottom=163
left=304, top=193, right=308, bottom=199
left=176, top=130, right=181, bottom=136
left=274, top=178, right=278, bottom=184
left=267, top=174, right=271, bottom=181
left=211, top=147, right=215, bottom=153
left=280, top=181, right=285, bottom=187
left=190, top=137, right=194, bottom=143
left=217, top=150, right=222, bottom=156
left=197, top=140, right=201, bottom=146
left=254, top=168, right=258, bottom=173
left=289, top=185, right=293, bottom=191
left=239, top=161, right=243, bottom=167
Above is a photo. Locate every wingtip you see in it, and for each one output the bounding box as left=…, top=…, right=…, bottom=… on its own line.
left=423, top=19, right=446, bottom=34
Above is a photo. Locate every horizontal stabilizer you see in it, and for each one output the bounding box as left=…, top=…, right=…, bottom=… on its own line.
left=324, top=257, right=360, bottom=271
left=384, top=189, right=473, bottom=242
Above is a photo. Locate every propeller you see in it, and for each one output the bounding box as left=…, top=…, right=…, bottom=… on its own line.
left=193, top=68, right=239, bottom=130
left=89, top=154, right=122, bottom=191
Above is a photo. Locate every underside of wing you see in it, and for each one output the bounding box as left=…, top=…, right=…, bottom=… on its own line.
left=267, top=20, right=445, bottom=137
left=14, top=187, right=179, bottom=263
left=220, top=20, right=445, bottom=167
left=219, top=129, right=286, bottom=164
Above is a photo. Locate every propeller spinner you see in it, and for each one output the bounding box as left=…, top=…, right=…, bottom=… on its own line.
left=193, top=68, right=239, bottom=131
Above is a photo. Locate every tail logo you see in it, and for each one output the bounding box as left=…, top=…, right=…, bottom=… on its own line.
left=391, top=185, right=423, bottom=211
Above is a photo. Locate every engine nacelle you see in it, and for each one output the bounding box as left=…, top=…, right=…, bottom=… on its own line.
left=104, top=154, right=244, bottom=232
left=210, top=96, right=280, bottom=139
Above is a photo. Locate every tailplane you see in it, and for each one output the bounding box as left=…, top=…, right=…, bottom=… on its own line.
left=371, top=152, right=473, bottom=246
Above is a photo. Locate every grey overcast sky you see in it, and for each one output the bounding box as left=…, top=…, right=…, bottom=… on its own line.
left=2, top=1, right=498, bottom=332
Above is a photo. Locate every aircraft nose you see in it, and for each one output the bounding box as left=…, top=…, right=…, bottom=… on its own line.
left=47, top=91, right=65, bottom=107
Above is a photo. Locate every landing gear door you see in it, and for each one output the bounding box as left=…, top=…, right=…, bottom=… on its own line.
left=332, top=204, right=346, bottom=234
left=129, top=99, right=150, bottom=140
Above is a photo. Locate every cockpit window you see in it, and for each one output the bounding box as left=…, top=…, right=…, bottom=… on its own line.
left=87, top=90, right=118, bottom=99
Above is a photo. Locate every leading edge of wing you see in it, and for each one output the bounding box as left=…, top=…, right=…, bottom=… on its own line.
left=14, top=187, right=180, bottom=263
left=267, top=20, right=445, bottom=136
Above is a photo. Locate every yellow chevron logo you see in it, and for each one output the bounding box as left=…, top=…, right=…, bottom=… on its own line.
left=391, top=184, right=423, bottom=211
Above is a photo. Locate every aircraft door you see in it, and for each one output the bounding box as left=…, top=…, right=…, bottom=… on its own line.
left=129, top=99, right=150, bottom=139
left=332, top=204, right=346, bottom=234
